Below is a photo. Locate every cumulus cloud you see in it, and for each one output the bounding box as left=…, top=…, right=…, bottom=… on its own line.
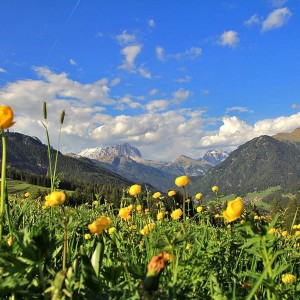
left=198, top=113, right=300, bottom=150
left=116, top=30, right=136, bottom=45
left=146, top=100, right=169, bottom=112
left=270, top=0, right=288, bottom=8
left=0, top=67, right=6, bottom=73
left=173, top=88, right=190, bottom=103
left=110, top=77, right=121, bottom=87
left=138, top=67, right=152, bottom=78
left=262, top=7, right=292, bottom=32
left=244, top=14, right=260, bottom=27
left=291, top=104, right=300, bottom=109
left=119, top=44, right=142, bottom=71
left=219, top=30, right=240, bottom=47
left=156, top=46, right=201, bottom=61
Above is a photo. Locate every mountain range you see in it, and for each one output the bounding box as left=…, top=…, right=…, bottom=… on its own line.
left=76, top=145, right=229, bottom=190
left=3, top=127, right=300, bottom=197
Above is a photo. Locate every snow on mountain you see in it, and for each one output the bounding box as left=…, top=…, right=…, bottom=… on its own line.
left=201, top=149, right=229, bottom=165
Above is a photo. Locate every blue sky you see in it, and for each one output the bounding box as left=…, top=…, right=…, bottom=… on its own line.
left=1, top=0, right=300, bottom=161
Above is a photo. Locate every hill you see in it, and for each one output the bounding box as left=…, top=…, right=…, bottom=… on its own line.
left=0, top=132, right=134, bottom=189
left=190, top=135, right=300, bottom=196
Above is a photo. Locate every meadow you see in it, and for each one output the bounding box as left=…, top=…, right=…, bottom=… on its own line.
left=0, top=105, right=300, bottom=299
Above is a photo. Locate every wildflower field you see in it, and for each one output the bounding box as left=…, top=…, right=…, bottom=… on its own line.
left=0, top=105, right=300, bottom=299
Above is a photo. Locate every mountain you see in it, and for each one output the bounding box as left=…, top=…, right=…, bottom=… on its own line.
left=77, top=144, right=229, bottom=191
left=273, top=127, right=300, bottom=143
left=190, top=135, right=300, bottom=196
left=1, top=132, right=134, bottom=188
left=78, top=143, right=141, bottom=159
left=201, top=149, right=229, bottom=165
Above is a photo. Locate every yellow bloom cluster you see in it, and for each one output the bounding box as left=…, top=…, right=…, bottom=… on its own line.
left=171, top=208, right=183, bottom=220
left=24, top=192, right=30, bottom=198
left=0, top=106, right=14, bottom=130
left=223, top=197, right=244, bottom=223
left=168, top=190, right=176, bottom=197
left=140, top=223, right=155, bottom=235
left=136, top=204, right=143, bottom=211
left=196, top=206, right=203, bottom=213
left=175, top=175, right=189, bottom=187
left=119, top=205, right=133, bottom=221
left=153, top=192, right=161, bottom=199
left=292, top=224, right=300, bottom=230
left=195, top=193, right=202, bottom=200
left=157, top=211, right=165, bottom=221
left=45, top=191, right=66, bottom=207
left=129, top=184, right=142, bottom=196
left=282, top=273, right=296, bottom=284
left=88, top=216, right=112, bottom=234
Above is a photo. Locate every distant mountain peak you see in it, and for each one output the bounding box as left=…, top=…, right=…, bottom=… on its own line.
left=201, top=149, right=229, bottom=165
left=273, top=127, right=300, bottom=142
left=78, top=143, right=142, bottom=160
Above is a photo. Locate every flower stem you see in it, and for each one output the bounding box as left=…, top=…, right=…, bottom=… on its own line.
left=0, top=129, right=7, bottom=244
left=62, top=206, right=68, bottom=271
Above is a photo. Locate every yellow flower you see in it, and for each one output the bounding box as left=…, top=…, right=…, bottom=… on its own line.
left=292, top=224, right=298, bottom=230
left=88, top=216, right=112, bottom=234
left=7, top=236, right=13, bottom=246
left=186, top=243, right=192, bottom=250
left=195, top=193, right=202, bottom=200
left=140, top=223, right=155, bottom=235
left=157, top=211, right=164, bottom=221
left=153, top=192, right=161, bottom=199
left=0, top=106, right=14, bottom=129
left=108, top=227, right=116, bottom=235
left=92, top=200, right=99, bottom=206
left=45, top=191, right=66, bottom=207
left=185, top=199, right=190, bottom=203
left=196, top=206, right=203, bottom=213
left=171, top=208, right=183, bottom=220
left=297, top=224, right=300, bottom=229
left=129, top=225, right=137, bottom=230
left=144, top=208, right=150, bottom=215
left=282, top=273, right=296, bottom=284
left=254, top=215, right=260, bottom=220
left=295, top=231, right=300, bottom=236
left=136, top=204, right=142, bottom=211
left=84, top=233, right=91, bottom=240
left=175, top=175, right=190, bottom=187
left=168, top=190, right=176, bottom=197
left=119, top=206, right=132, bottom=220
left=129, top=184, right=142, bottom=196
left=212, top=186, right=219, bottom=193
left=223, top=197, right=244, bottom=223
left=268, top=228, right=276, bottom=234
left=24, top=192, right=30, bottom=198
left=69, top=209, right=75, bottom=215
left=282, top=230, right=288, bottom=237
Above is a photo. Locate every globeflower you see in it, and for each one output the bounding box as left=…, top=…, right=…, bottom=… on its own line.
left=212, top=186, right=219, bottom=193
left=157, top=211, right=164, bottom=221
left=136, top=204, right=142, bottom=211
left=88, top=216, right=112, bottom=234
left=153, top=192, right=161, bottom=199
left=282, top=273, right=296, bottom=284
left=0, top=106, right=14, bottom=130
left=196, top=206, right=203, bottom=213
left=195, top=193, right=202, bottom=200
left=223, top=197, right=244, bottom=223
left=140, top=223, right=155, bottom=235
left=129, top=184, right=142, bottom=196
left=24, top=192, right=30, bottom=198
left=118, top=206, right=133, bottom=221
left=171, top=208, right=183, bottom=220
left=168, top=190, right=176, bottom=197
left=108, top=227, right=116, bottom=235
left=175, top=175, right=189, bottom=187
left=45, top=191, right=66, bottom=207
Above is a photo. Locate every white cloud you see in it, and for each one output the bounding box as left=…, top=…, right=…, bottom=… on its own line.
left=291, top=104, right=300, bottom=109
left=149, top=89, right=158, bottom=96
left=244, top=14, right=260, bottom=27
left=156, top=46, right=165, bottom=61
left=119, top=44, right=142, bottom=71
left=219, top=30, right=240, bottom=47
left=201, top=89, right=210, bottom=95
left=262, top=7, right=292, bottom=32
left=174, top=75, right=192, bottom=83
left=225, top=106, right=254, bottom=113
left=198, top=113, right=300, bottom=149
left=148, top=19, right=155, bottom=27
left=173, top=88, right=190, bottom=103
left=116, top=30, right=136, bottom=45
left=110, top=77, right=121, bottom=87
left=69, top=58, right=77, bottom=66
left=0, top=67, right=6, bottom=73
left=138, top=67, right=152, bottom=78
left=146, top=100, right=169, bottom=112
